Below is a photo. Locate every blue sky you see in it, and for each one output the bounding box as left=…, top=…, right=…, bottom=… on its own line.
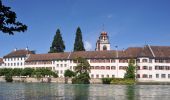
left=1, top=0, right=170, bottom=57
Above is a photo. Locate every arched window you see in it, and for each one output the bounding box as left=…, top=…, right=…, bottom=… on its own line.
left=103, top=45, right=107, bottom=50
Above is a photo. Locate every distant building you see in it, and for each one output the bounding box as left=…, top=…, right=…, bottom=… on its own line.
left=1, top=32, right=170, bottom=82
left=95, top=31, right=110, bottom=51
left=2, top=48, right=34, bottom=68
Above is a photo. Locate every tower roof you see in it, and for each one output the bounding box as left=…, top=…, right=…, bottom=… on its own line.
left=101, top=31, right=107, bottom=35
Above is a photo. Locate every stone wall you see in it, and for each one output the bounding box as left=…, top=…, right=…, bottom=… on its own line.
left=0, top=77, right=102, bottom=84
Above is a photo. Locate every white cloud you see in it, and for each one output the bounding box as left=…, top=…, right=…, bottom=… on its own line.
left=84, top=41, right=92, bottom=51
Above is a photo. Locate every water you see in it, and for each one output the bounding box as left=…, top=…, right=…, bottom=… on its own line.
left=0, top=83, right=170, bottom=100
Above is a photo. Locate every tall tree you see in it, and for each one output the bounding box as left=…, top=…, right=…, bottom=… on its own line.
left=73, top=27, right=85, bottom=51
left=49, top=29, right=65, bottom=53
left=124, top=59, right=136, bottom=79
left=0, top=0, right=27, bottom=35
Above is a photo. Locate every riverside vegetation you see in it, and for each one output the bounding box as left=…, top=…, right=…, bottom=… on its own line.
left=0, top=68, right=58, bottom=82
left=102, top=59, right=136, bottom=85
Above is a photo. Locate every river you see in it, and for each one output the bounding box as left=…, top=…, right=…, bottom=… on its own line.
left=0, top=83, right=170, bottom=100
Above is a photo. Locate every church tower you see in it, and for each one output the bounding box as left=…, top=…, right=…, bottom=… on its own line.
left=95, top=31, right=111, bottom=51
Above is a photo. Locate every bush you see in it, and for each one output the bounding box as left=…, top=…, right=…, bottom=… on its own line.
left=21, top=68, right=34, bottom=77
left=111, top=78, right=135, bottom=85
left=102, top=78, right=114, bottom=84
left=64, top=69, right=75, bottom=77
left=72, top=72, right=90, bottom=84
left=5, top=74, right=13, bottom=82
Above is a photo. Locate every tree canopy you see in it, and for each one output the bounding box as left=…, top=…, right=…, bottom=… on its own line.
left=124, top=59, right=136, bottom=79
left=0, top=0, right=27, bottom=34
left=49, top=29, right=65, bottom=53
left=73, top=27, right=85, bottom=51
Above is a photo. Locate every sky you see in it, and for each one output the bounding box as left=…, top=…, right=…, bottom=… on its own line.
left=1, top=0, right=170, bottom=57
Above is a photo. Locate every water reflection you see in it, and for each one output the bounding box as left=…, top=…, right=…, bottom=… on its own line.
left=1, top=83, right=170, bottom=100
left=126, top=85, right=135, bottom=100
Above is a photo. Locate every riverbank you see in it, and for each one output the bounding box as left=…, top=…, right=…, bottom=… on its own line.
left=0, top=77, right=102, bottom=84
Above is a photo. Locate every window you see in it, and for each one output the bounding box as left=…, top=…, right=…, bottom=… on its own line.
left=119, top=59, right=128, bottom=63
left=101, top=75, right=104, bottom=78
left=149, top=59, right=152, bottom=63
left=119, top=66, right=127, bottom=70
left=64, top=64, right=67, bottom=67
left=96, top=74, right=99, bottom=78
left=112, top=75, right=115, bottom=78
left=111, top=59, right=115, bottom=63
left=161, top=74, right=166, bottom=78
left=168, top=74, right=170, bottom=78
left=111, top=66, right=115, bottom=70
left=142, top=59, right=148, bottom=63
left=101, top=66, right=105, bottom=69
left=91, top=74, right=94, bottom=78
left=106, top=66, right=110, bottom=70
left=156, top=74, right=159, bottom=78
left=60, top=64, right=63, bottom=67
left=137, top=66, right=140, bottom=70
left=149, top=75, right=152, bottom=78
left=137, top=74, right=140, bottom=78
left=143, top=66, right=148, bottom=70
left=60, top=70, right=63, bottom=74
left=149, top=66, right=152, bottom=70
left=95, top=66, right=100, bottom=69
left=137, top=59, right=140, bottom=63
left=90, top=66, right=94, bottom=69
left=107, top=75, right=109, bottom=78
left=142, top=74, right=148, bottom=78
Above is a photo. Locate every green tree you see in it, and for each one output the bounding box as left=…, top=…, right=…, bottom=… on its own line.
left=64, top=69, right=76, bottom=77
left=72, top=57, right=91, bottom=84
left=0, top=68, right=12, bottom=76
left=73, top=27, right=85, bottom=51
left=0, top=0, right=27, bottom=34
left=12, top=68, right=23, bottom=76
left=124, top=59, right=136, bottom=79
left=49, top=29, right=65, bottom=53
left=21, top=68, right=34, bottom=77
left=74, top=57, right=90, bottom=74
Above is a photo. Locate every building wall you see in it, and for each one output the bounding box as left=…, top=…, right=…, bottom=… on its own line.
left=3, top=57, right=26, bottom=68
left=136, top=57, right=170, bottom=82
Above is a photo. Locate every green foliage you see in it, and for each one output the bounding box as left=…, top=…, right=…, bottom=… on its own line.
left=5, top=74, right=13, bottom=82
left=72, top=72, right=90, bottom=84
left=74, top=57, right=90, bottom=74
left=0, top=68, right=58, bottom=78
left=0, top=68, right=13, bottom=76
left=111, top=78, right=135, bottom=85
left=12, top=68, right=23, bottom=76
left=0, top=0, right=27, bottom=34
left=51, top=72, right=58, bottom=78
left=102, top=78, right=114, bottom=84
left=74, top=27, right=85, bottom=51
left=124, top=59, right=136, bottom=79
left=64, top=69, right=76, bottom=77
left=72, top=57, right=91, bottom=84
left=49, top=29, right=65, bottom=53
left=21, top=68, right=34, bottom=77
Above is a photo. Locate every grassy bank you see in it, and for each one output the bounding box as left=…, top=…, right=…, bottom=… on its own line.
left=102, top=78, right=135, bottom=85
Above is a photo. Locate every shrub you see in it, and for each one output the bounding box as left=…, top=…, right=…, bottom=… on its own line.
left=5, top=74, right=13, bottom=82
left=64, top=69, right=75, bottom=77
left=72, top=72, right=90, bottom=84
left=102, top=78, right=114, bottom=84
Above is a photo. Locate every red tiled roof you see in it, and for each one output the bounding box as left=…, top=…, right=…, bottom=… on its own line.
left=151, top=46, right=170, bottom=58
left=25, top=45, right=170, bottom=62
left=3, top=49, right=34, bottom=58
left=0, top=58, right=3, bottom=63
left=26, top=52, right=70, bottom=62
